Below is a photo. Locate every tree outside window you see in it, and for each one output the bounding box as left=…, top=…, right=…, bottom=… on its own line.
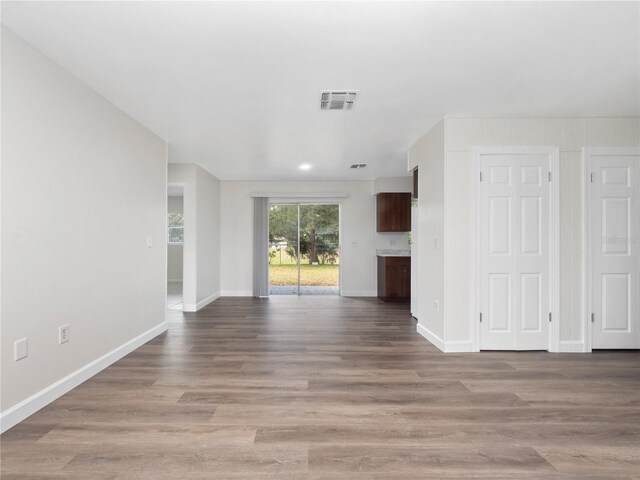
left=168, top=212, right=184, bottom=244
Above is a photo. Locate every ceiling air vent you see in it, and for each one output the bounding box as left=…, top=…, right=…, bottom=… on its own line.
left=350, top=163, right=367, bottom=169
left=321, top=91, right=357, bottom=110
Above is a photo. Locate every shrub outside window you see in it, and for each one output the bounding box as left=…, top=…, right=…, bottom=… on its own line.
left=168, top=213, right=184, bottom=245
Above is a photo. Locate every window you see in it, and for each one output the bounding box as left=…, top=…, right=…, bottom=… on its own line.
left=168, top=212, right=184, bottom=245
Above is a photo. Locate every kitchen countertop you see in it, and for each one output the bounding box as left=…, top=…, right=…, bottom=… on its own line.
left=376, top=249, right=411, bottom=257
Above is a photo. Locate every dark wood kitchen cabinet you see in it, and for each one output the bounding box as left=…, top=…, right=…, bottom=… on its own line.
left=377, top=256, right=411, bottom=302
left=376, top=192, right=412, bottom=232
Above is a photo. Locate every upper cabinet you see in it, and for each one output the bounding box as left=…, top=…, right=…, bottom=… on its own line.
left=376, top=192, right=412, bottom=232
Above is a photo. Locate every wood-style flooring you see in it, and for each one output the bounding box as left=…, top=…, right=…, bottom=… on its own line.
left=167, top=281, right=183, bottom=310
left=1, top=296, right=639, bottom=479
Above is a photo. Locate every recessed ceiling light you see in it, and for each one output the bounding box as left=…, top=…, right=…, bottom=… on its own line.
left=299, top=164, right=311, bottom=170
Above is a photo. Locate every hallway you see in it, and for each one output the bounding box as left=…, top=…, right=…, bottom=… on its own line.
left=1, top=296, right=638, bottom=479
left=167, top=282, right=183, bottom=310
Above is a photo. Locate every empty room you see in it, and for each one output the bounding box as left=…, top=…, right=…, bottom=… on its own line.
left=1, top=1, right=639, bottom=479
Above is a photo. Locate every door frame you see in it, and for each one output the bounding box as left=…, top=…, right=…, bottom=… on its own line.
left=267, top=201, right=342, bottom=296
left=167, top=182, right=193, bottom=312
left=582, top=147, right=640, bottom=352
left=472, top=146, right=560, bottom=352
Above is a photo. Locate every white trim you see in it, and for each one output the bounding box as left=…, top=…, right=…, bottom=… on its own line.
left=559, top=340, right=587, bottom=353
left=341, top=290, right=377, bottom=297
left=443, top=340, right=474, bottom=353
left=417, top=323, right=445, bottom=352
left=183, top=291, right=220, bottom=312
left=0, top=321, right=168, bottom=434
left=549, top=148, right=560, bottom=352
left=443, top=123, right=449, bottom=354
left=197, top=292, right=219, bottom=310
left=168, top=181, right=193, bottom=309
left=220, top=290, right=253, bottom=297
left=472, top=146, right=560, bottom=352
left=416, top=324, right=471, bottom=352
left=164, top=153, right=169, bottom=331
left=251, top=192, right=349, bottom=198
left=582, top=147, right=640, bottom=352
left=471, top=143, right=481, bottom=352
left=338, top=204, right=343, bottom=297
left=583, top=148, right=591, bottom=352
left=167, top=278, right=183, bottom=283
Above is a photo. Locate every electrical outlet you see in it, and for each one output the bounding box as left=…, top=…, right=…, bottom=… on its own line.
left=390, top=239, right=396, bottom=246
left=59, top=325, right=70, bottom=344
left=14, top=338, right=28, bottom=361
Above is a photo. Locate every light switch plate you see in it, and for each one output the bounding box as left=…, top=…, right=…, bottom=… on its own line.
left=434, top=237, right=439, bottom=249
left=14, top=338, right=28, bottom=361
left=147, top=236, right=153, bottom=248
left=433, top=300, right=439, bottom=313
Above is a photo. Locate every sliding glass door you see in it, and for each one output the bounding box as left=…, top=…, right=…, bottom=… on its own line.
left=268, top=204, right=299, bottom=295
left=269, top=204, right=339, bottom=295
left=298, top=205, right=340, bottom=294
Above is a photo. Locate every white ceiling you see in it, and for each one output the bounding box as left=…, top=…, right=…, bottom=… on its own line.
left=2, top=2, right=638, bottom=181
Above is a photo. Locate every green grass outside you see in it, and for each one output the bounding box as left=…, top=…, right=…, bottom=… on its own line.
left=269, top=248, right=339, bottom=266
left=269, top=264, right=339, bottom=286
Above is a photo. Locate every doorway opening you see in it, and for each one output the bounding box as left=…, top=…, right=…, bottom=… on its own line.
left=269, top=204, right=340, bottom=295
left=167, top=186, right=184, bottom=309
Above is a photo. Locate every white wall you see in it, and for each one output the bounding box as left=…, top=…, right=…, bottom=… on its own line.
left=196, top=166, right=221, bottom=305
left=374, top=176, right=413, bottom=195
left=411, top=117, right=640, bottom=352
left=220, top=181, right=377, bottom=296
left=167, top=196, right=183, bottom=282
left=1, top=27, right=167, bottom=430
left=167, top=164, right=221, bottom=310
left=444, top=118, right=640, bottom=350
left=407, top=120, right=446, bottom=345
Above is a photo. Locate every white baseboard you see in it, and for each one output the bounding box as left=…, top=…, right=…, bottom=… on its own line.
left=559, top=340, right=587, bottom=353
left=220, top=291, right=253, bottom=297
left=417, top=323, right=445, bottom=352
left=443, top=340, right=473, bottom=353
left=183, top=291, right=220, bottom=312
left=341, top=290, right=377, bottom=297
left=197, top=292, right=220, bottom=310
left=0, top=321, right=168, bottom=434
left=416, top=324, right=472, bottom=353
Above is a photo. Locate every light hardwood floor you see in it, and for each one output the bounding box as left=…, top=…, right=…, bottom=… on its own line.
left=167, top=281, right=183, bottom=310
left=1, top=296, right=639, bottom=479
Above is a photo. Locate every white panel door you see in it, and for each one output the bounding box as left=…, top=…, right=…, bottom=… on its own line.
left=591, top=153, right=640, bottom=349
left=479, top=154, right=551, bottom=350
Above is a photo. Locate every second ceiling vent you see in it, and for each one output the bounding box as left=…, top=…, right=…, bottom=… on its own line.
left=320, top=91, right=357, bottom=110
